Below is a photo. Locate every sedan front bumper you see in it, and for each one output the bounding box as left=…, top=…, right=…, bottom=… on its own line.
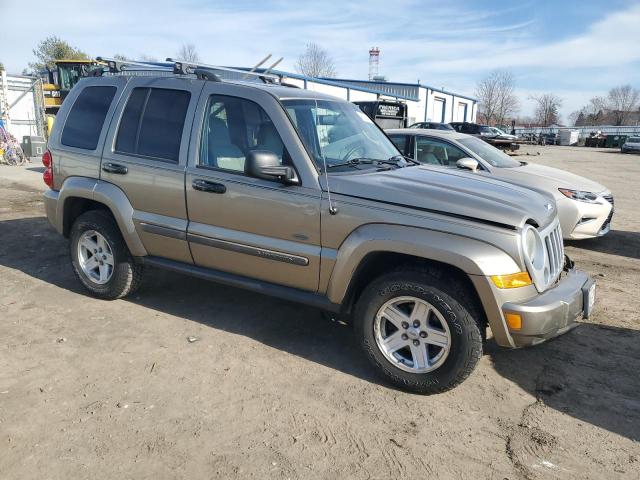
left=501, top=268, right=594, bottom=347
left=557, top=194, right=614, bottom=240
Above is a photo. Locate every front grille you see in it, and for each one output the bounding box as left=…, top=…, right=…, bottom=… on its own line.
left=544, top=223, right=564, bottom=281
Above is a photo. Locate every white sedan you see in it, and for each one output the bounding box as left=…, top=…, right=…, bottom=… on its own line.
left=386, top=128, right=613, bottom=240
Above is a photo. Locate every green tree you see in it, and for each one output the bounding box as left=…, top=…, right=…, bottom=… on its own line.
left=0, top=62, right=5, bottom=72
left=29, top=36, right=89, bottom=71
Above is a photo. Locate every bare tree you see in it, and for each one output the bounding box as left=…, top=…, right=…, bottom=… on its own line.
left=606, top=85, right=639, bottom=125
left=475, top=70, right=519, bottom=126
left=295, top=43, right=336, bottom=78
left=531, top=93, right=563, bottom=126
left=569, top=96, right=608, bottom=126
left=177, top=43, right=200, bottom=63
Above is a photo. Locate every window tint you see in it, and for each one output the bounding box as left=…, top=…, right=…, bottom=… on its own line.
left=200, top=95, right=290, bottom=174
left=61, top=86, right=116, bottom=150
left=388, top=135, right=408, bottom=155
left=115, top=87, right=190, bottom=162
left=415, top=137, right=468, bottom=167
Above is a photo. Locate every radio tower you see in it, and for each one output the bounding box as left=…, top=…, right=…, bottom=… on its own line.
left=368, top=47, right=380, bottom=80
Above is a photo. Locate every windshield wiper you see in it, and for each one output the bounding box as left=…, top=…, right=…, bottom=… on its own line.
left=326, top=156, right=411, bottom=170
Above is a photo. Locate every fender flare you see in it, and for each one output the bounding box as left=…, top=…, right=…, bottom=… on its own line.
left=56, top=177, right=147, bottom=256
left=325, top=223, right=520, bottom=305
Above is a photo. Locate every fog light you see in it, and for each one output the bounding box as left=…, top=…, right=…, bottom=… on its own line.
left=491, top=272, right=532, bottom=289
left=505, top=312, right=522, bottom=330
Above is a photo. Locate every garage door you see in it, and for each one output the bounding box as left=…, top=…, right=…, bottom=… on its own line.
left=457, top=102, right=468, bottom=122
left=431, top=98, right=445, bottom=123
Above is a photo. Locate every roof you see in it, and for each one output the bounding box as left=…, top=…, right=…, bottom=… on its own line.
left=322, top=77, right=479, bottom=103
left=385, top=128, right=469, bottom=141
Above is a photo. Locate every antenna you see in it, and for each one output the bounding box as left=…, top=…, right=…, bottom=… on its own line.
left=315, top=99, right=337, bottom=215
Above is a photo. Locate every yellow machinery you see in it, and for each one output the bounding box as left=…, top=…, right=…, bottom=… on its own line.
left=42, top=60, right=104, bottom=114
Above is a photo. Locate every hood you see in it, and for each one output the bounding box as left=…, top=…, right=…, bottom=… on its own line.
left=326, top=165, right=557, bottom=229
left=496, top=162, right=607, bottom=197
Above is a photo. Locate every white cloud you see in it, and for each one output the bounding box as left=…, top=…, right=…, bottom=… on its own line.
left=1, top=0, right=638, bottom=118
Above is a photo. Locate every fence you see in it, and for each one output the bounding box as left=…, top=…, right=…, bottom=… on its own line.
left=515, top=125, right=640, bottom=138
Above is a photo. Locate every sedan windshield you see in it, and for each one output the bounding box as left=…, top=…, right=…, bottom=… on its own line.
left=458, top=136, right=521, bottom=168
left=282, top=99, right=400, bottom=172
left=628, top=136, right=640, bottom=143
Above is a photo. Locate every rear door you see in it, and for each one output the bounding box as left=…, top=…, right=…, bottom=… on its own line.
left=101, top=77, right=204, bottom=263
left=184, top=84, right=321, bottom=291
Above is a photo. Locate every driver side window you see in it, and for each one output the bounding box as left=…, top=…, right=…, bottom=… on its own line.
left=415, top=137, right=467, bottom=167
left=199, top=95, right=291, bottom=174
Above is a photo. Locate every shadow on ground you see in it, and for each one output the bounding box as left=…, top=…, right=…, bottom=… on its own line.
left=566, top=229, right=640, bottom=260
left=2, top=216, right=639, bottom=442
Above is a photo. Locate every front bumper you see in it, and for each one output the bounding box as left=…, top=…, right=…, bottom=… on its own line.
left=502, top=268, right=593, bottom=347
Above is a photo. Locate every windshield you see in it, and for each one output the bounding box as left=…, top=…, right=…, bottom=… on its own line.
left=628, top=136, right=640, bottom=143
left=479, top=125, right=494, bottom=134
left=282, top=99, right=400, bottom=172
left=458, top=136, right=521, bottom=168
left=58, top=64, right=87, bottom=91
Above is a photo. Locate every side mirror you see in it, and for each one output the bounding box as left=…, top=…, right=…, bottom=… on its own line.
left=456, top=157, right=479, bottom=172
left=245, top=150, right=299, bottom=185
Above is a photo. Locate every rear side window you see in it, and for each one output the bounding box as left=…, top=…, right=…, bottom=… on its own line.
left=61, top=86, right=116, bottom=150
left=115, top=87, right=191, bottom=162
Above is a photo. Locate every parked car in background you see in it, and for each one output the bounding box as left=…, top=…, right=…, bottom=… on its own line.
left=450, top=122, right=495, bottom=137
left=408, top=122, right=454, bottom=131
left=621, top=136, right=640, bottom=153
left=386, top=129, right=614, bottom=239
left=488, top=127, right=517, bottom=140
left=539, top=133, right=558, bottom=145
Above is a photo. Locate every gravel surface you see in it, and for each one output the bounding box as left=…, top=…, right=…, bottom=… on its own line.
left=0, top=146, right=638, bottom=479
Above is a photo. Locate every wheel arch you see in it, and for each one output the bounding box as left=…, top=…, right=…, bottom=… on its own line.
left=326, top=223, right=519, bottom=310
left=57, top=177, right=147, bottom=256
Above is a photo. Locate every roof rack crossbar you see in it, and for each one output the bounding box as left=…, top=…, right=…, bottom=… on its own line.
left=166, top=58, right=281, bottom=81
left=96, top=57, right=173, bottom=74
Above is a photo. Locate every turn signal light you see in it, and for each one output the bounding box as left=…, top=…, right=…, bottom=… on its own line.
left=505, top=312, right=522, bottom=330
left=491, top=272, right=532, bottom=289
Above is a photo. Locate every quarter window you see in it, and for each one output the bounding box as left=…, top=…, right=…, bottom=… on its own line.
left=415, top=137, right=468, bottom=167
left=199, top=95, right=290, bottom=174
left=61, top=86, right=116, bottom=150
left=115, top=87, right=191, bottom=162
left=388, top=135, right=408, bottom=155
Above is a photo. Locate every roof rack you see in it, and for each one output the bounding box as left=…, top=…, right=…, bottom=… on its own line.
left=96, top=57, right=173, bottom=74
left=166, top=58, right=282, bottom=83
left=93, top=55, right=299, bottom=88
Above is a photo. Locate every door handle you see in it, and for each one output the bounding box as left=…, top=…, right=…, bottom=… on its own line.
left=192, top=179, right=226, bottom=194
left=102, top=162, right=128, bottom=175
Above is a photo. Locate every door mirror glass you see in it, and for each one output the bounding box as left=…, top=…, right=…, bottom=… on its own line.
left=456, top=157, right=479, bottom=172
left=245, top=150, right=299, bottom=185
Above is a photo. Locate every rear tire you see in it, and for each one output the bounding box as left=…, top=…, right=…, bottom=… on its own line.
left=354, top=270, right=482, bottom=394
left=69, top=210, right=143, bottom=300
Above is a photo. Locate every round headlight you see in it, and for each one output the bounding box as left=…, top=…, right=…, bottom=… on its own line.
left=522, top=225, right=545, bottom=270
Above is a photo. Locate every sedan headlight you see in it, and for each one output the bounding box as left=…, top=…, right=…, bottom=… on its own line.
left=558, top=188, right=599, bottom=204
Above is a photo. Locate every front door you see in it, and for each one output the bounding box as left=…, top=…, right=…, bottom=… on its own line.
left=101, top=78, right=203, bottom=263
left=185, top=85, right=321, bottom=292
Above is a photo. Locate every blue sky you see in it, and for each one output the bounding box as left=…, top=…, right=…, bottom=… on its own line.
left=2, top=0, right=639, bottom=119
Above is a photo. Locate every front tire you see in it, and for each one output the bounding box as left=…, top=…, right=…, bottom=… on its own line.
left=70, top=210, right=143, bottom=300
left=354, top=270, right=482, bottom=394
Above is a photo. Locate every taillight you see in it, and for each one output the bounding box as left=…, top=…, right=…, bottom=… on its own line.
left=42, top=150, right=54, bottom=188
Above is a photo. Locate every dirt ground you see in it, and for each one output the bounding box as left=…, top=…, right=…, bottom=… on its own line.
left=1, top=146, right=639, bottom=480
